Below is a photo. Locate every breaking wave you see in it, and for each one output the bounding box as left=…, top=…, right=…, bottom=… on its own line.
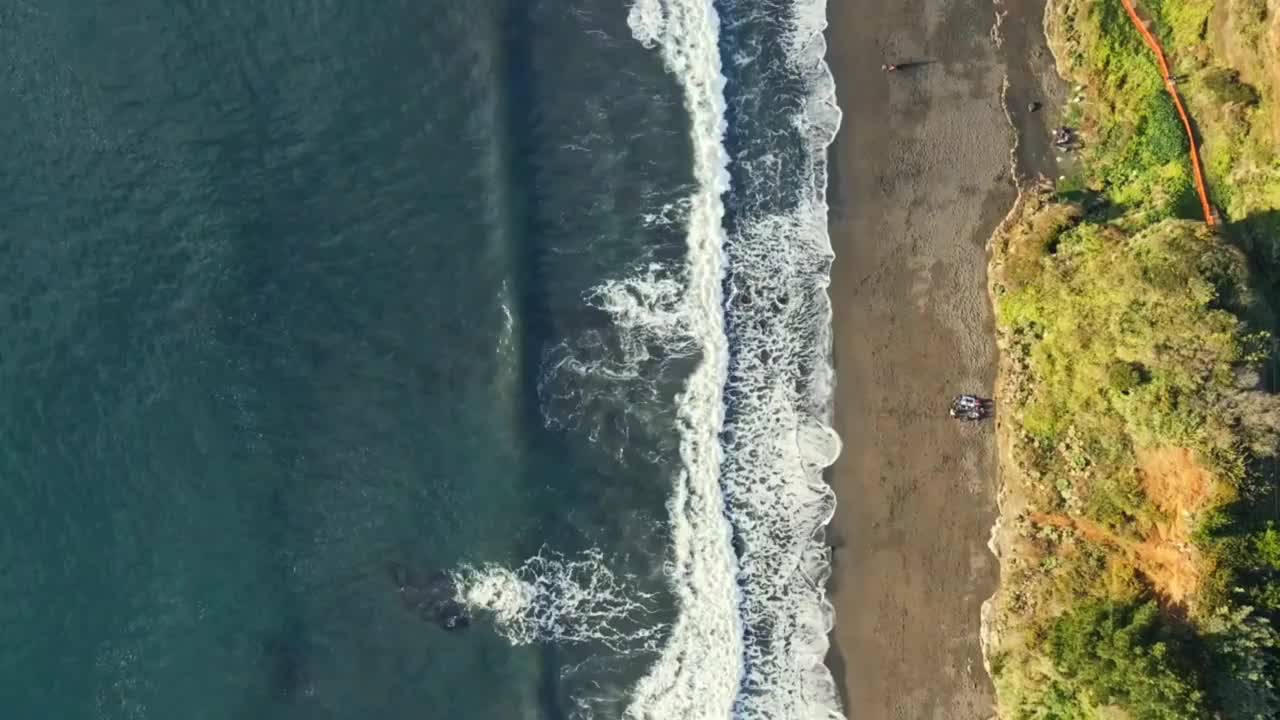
left=452, top=548, right=665, bottom=653
left=536, top=261, right=698, bottom=460
left=627, top=0, right=845, bottom=716
left=621, top=2, right=746, bottom=719
left=622, top=0, right=846, bottom=717
left=457, top=0, right=844, bottom=717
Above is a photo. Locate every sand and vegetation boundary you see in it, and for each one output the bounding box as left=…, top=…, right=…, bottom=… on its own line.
left=984, top=0, right=1280, bottom=716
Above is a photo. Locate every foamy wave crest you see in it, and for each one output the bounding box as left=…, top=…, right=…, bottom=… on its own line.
left=626, top=0, right=664, bottom=49
left=715, top=0, right=845, bottom=716
left=621, top=0, right=745, bottom=719
left=586, top=263, right=697, bottom=362
left=537, top=262, right=698, bottom=458
left=453, top=548, right=665, bottom=653
left=640, top=197, right=692, bottom=229
left=622, top=0, right=847, bottom=717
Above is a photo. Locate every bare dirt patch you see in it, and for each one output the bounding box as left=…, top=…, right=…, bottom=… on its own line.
left=1023, top=447, right=1217, bottom=608
left=1029, top=444, right=1217, bottom=610
left=1029, top=510, right=1204, bottom=607
left=1137, top=447, right=1214, bottom=531
left=1211, top=0, right=1280, bottom=143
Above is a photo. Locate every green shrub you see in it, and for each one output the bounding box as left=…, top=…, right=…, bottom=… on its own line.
left=1135, top=92, right=1189, bottom=167
left=991, top=0, right=1280, bottom=716
left=1253, top=581, right=1280, bottom=612
left=1257, top=523, right=1280, bottom=570
left=1202, top=68, right=1261, bottom=106
left=1047, top=601, right=1207, bottom=719
left=1000, top=219, right=1247, bottom=459
left=1203, top=606, right=1280, bottom=718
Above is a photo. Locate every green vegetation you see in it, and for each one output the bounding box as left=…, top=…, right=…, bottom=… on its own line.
left=1061, top=0, right=1196, bottom=218
left=997, top=217, right=1260, bottom=524
left=1046, top=601, right=1206, bottom=719
left=1203, top=68, right=1261, bottom=106
left=998, top=219, right=1251, bottom=453
left=987, top=0, right=1280, bottom=718
left=997, top=602, right=1209, bottom=720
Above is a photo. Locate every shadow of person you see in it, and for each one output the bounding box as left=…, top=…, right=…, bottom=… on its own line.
left=889, top=59, right=938, bottom=72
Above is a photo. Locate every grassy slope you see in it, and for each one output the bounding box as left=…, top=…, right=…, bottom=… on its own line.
left=985, top=0, right=1280, bottom=717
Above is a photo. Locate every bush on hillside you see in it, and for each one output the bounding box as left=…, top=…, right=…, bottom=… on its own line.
left=1202, top=68, right=1261, bottom=106
left=998, top=220, right=1249, bottom=464
left=1202, top=605, right=1280, bottom=719
left=1259, top=524, right=1280, bottom=569
left=1047, top=600, right=1207, bottom=719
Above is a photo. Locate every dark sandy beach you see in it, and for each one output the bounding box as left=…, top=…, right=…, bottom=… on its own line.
left=823, top=0, right=1063, bottom=716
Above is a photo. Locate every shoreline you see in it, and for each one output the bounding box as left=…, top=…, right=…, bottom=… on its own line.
left=822, top=0, right=1063, bottom=715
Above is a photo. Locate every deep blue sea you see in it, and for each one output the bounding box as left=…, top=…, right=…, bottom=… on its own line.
left=0, top=1, right=841, bottom=718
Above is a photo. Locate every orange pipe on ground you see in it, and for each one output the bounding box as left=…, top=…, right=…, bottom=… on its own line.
left=1117, top=0, right=1216, bottom=226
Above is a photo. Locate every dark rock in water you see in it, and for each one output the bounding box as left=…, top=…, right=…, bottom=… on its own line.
left=389, top=561, right=412, bottom=590
left=434, top=600, right=472, bottom=631
left=425, top=569, right=455, bottom=593
left=387, top=561, right=471, bottom=632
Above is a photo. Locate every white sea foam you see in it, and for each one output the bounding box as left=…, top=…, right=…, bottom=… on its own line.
left=457, top=0, right=845, bottom=716
left=640, top=197, right=692, bottom=229
left=541, top=261, right=695, bottom=390
left=622, top=0, right=846, bottom=717
left=625, top=0, right=665, bottom=49
left=619, top=3, right=744, bottom=719
left=586, top=263, right=698, bottom=362
left=535, top=260, right=698, bottom=458
left=453, top=548, right=665, bottom=653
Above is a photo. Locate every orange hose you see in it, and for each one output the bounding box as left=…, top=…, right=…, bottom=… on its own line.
left=1117, top=0, right=1216, bottom=226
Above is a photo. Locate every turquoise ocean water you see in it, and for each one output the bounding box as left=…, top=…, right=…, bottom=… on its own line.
left=0, top=1, right=842, bottom=718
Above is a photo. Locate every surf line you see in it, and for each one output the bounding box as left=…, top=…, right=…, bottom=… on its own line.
left=627, top=0, right=848, bottom=717
left=624, top=0, right=746, bottom=718
left=455, top=1, right=845, bottom=717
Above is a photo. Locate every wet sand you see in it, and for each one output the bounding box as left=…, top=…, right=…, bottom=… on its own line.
left=823, top=0, right=1062, bottom=716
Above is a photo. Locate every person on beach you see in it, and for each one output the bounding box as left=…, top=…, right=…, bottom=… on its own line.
left=881, top=63, right=898, bottom=72
left=949, top=395, right=992, bottom=421
left=950, top=405, right=987, bottom=421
